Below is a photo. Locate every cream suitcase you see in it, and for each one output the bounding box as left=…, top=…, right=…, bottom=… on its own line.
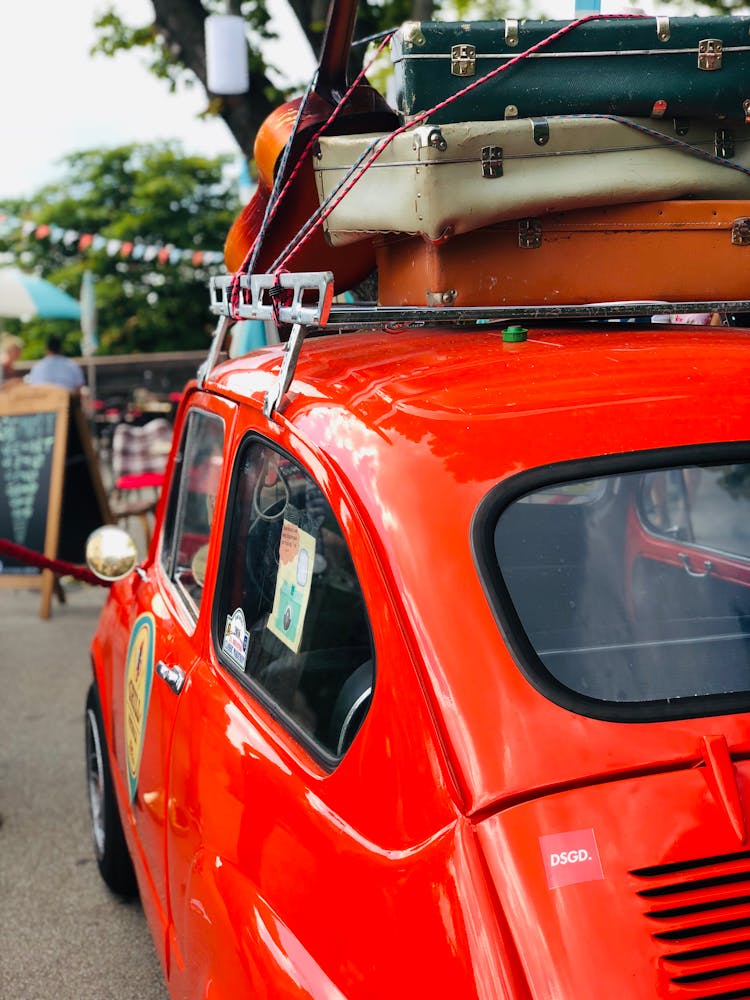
left=313, top=117, right=750, bottom=244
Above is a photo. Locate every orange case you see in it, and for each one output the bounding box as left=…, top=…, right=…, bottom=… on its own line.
left=376, top=200, right=750, bottom=307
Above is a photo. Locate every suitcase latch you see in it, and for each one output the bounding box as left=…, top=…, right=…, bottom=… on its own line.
left=715, top=129, right=735, bottom=159
left=519, top=218, right=542, bottom=250
left=481, top=146, right=503, bottom=178
left=698, top=39, right=723, bottom=71
left=451, top=44, right=476, bottom=77
left=731, top=218, right=750, bottom=246
left=504, top=20, right=519, bottom=47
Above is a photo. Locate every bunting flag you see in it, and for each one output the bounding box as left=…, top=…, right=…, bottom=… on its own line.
left=0, top=212, right=225, bottom=268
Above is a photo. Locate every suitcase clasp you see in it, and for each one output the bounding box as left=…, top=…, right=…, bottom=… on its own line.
left=698, top=39, right=723, bottom=71
left=451, top=44, right=476, bottom=77
left=481, top=146, right=503, bottom=179
left=731, top=218, right=750, bottom=246
left=519, top=219, right=542, bottom=250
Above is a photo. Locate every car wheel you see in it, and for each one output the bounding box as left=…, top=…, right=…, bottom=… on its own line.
left=85, top=683, right=137, bottom=897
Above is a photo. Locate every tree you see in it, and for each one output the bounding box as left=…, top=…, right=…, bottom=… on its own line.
left=0, top=144, right=239, bottom=357
left=92, top=0, right=431, bottom=162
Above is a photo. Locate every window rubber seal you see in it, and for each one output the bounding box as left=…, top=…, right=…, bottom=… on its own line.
left=470, top=440, right=750, bottom=724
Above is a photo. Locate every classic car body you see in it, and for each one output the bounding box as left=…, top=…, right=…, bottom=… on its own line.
left=87, top=321, right=750, bottom=998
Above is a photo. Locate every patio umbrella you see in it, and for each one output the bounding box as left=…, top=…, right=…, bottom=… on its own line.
left=0, top=267, right=81, bottom=320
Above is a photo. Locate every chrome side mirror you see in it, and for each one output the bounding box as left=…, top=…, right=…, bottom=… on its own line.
left=85, top=526, right=139, bottom=581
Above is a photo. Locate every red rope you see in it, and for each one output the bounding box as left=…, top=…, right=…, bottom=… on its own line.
left=0, top=537, right=108, bottom=587
left=274, top=13, right=649, bottom=270
left=230, top=28, right=396, bottom=317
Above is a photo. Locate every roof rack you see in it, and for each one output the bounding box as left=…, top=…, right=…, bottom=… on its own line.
left=209, top=271, right=750, bottom=327
left=205, top=271, right=750, bottom=414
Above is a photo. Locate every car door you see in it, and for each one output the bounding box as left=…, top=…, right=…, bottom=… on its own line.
left=164, top=433, right=382, bottom=994
left=111, top=400, right=229, bottom=950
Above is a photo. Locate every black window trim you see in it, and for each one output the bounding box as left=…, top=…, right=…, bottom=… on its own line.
left=211, top=431, right=376, bottom=770
left=160, top=407, right=226, bottom=621
left=471, top=441, right=750, bottom=724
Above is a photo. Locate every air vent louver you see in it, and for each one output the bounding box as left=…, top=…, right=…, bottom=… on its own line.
left=632, top=850, right=750, bottom=999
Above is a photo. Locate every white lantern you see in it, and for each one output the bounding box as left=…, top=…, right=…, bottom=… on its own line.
left=205, top=14, right=250, bottom=95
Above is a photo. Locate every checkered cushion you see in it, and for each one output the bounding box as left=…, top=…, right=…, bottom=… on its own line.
left=111, top=418, right=173, bottom=486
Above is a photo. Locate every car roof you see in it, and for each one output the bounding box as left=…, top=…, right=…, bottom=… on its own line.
left=205, top=323, right=750, bottom=813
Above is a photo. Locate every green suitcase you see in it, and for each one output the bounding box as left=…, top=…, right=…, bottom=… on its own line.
left=391, top=16, right=750, bottom=124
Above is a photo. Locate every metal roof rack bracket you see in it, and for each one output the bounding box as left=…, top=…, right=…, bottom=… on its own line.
left=210, top=271, right=334, bottom=326
left=205, top=271, right=335, bottom=400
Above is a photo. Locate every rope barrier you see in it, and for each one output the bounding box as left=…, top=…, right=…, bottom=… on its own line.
left=0, top=537, right=108, bottom=587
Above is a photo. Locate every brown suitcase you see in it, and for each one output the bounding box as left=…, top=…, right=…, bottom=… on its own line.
left=375, top=200, right=750, bottom=307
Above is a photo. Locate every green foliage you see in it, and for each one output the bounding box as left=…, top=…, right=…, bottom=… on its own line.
left=0, top=143, right=239, bottom=357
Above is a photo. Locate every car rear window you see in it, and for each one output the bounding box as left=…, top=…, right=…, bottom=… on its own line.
left=474, top=454, right=750, bottom=720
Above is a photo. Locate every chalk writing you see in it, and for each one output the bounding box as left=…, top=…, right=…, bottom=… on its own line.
left=0, top=412, right=56, bottom=549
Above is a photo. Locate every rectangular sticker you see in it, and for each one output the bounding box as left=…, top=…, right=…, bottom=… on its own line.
left=267, top=520, right=316, bottom=653
left=223, top=608, right=250, bottom=671
left=539, top=828, right=604, bottom=889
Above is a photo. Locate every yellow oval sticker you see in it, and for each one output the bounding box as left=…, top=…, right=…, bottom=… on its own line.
left=124, top=613, right=155, bottom=802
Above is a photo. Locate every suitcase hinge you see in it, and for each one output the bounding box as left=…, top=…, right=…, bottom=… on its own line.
left=481, top=146, right=503, bottom=178
left=656, top=17, right=671, bottom=42
left=451, top=43, right=476, bottom=77
left=426, top=288, right=457, bottom=305
left=715, top=129, right=735, bottom=159
left=412, top=125, right=448, bottom=152
left=519, top=218, right=542, bottom=250
left=504, top=19, right=519, bottom=47
left=698, top=39, right=723, bottom=71
left=401, top=21, right=426, bottom=47
left=731, top=218, right=750, bottom=246
left=530, top=118, right=550, bottom=146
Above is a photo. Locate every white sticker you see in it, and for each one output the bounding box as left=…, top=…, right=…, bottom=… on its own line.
left=223, top=608, right=250, bottom=670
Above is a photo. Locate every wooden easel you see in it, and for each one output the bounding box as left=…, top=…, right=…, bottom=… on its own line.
left=0, top=383, right=111, bottom=619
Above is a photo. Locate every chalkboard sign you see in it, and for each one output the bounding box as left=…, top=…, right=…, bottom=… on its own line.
left=0, top=384, right=111, bottom=618
left=0, top=409, right=57, bottom=571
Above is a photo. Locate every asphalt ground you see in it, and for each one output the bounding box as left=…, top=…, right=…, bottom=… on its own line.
left=0, top=580, right=168, bottom=1000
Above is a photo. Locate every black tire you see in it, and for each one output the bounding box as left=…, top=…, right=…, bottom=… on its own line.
left=84, top=683, right=137, bottom=897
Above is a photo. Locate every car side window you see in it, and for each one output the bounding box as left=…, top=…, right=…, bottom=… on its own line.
left=216, top=441, right=374, bottom=761
left=160, top=409, right=225, bottom=615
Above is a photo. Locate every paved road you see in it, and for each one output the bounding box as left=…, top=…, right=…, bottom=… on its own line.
left=0, top=581, right=168, bottom=1000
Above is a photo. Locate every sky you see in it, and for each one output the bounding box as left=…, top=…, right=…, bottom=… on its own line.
left=0, top=0, right=317, bottom=200
left=0, top=0, right=683, bottom=203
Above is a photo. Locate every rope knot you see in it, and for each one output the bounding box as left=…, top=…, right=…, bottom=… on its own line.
left=269, top=268, right=294, bottom=325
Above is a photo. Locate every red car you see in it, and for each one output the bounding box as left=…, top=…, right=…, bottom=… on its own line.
left=86, top=316, right=750, bottom=998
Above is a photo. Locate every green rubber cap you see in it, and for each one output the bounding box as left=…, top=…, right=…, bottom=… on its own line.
left=503, top=325, right=528, bottom=343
